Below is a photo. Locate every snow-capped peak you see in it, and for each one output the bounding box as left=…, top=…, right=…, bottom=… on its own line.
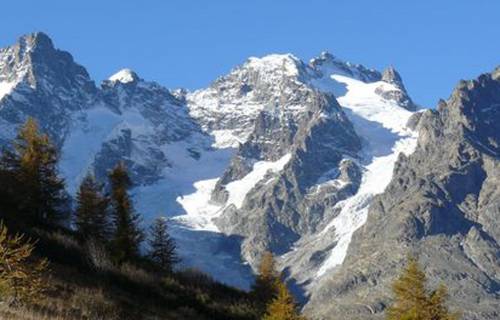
left=245, top=53, right=303, bottom=78
left=109, top=68, right=139, bottom=84
left=310, top=51, right=382, bottom=83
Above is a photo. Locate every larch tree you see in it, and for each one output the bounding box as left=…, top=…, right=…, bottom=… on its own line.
left=108, top=162, right=143, bottom=264
left=75, top=173, right=110, bottom=241
left=148, top=217, right=179, bottom=273
left=386, top=256, right=459, bottom=320
left=0, top=118, right=67, bottom=225
left=262, top=278, right=305, bottom=320
left=252, top=251, right=280, bottom=306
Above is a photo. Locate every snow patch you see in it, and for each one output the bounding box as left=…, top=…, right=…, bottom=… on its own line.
left=109, top=69, right=137, bottom=83
left=0, top=81, right=17, bottom=102
left=211, top=129, right=245, bottom=148
left=175, top=178, right=223, bottom=231
left=247, top=54, right=301, bottom=77
left=226, top=153, right=292, bottom=209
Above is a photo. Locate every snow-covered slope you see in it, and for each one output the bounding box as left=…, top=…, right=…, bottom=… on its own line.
left=314, top=75, right=418, bottom=276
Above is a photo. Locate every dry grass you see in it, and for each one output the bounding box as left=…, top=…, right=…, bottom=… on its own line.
left=0, top=228, right=258, bottom=320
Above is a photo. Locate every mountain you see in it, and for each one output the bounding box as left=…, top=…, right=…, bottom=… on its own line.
left=304, top=68, right=500, bottom=320
left=0, top=32, right=498, bottom=319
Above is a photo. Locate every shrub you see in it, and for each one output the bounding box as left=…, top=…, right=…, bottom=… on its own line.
left=0, top=222, right=49, bottom=305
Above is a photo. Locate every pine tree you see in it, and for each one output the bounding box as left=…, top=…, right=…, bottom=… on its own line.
left=75, top=173, right=110, bottom=241
left=148, top=217, right=179, bottom=273
left=262, top=279, right=306, bottom=320
left=108, top=162, right=143, bottom=264
left=252, top=251, right=280, bottom=306
left=0, top=222, right=49, bottom=304
left=0, top=118, right=66, bottom=225
left=386, top=256, right=460, bottom=320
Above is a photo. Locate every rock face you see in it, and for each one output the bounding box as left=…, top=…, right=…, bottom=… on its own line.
left=0, top=32, right=98, bottom=145
left=304, top=70, right=500, bottom=320
left=214, top=90, right=362, bottom=266
left=1, top=32, right=498, bottom=318
left=377, top=66, right=417, bottom=111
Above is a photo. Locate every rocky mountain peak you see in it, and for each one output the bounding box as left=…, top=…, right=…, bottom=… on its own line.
left=19, top=32, right=55, bottom=53
left=436, top=68, right=500, bottom=153
left=1, top=32, right=94, bottom=93
left=309, top=51, right=382, bottom=83
left=374, top=66, right=416, bottom=111
left=381, top=66, right=403, bottom=85
left=309, top=51, right=343, bottom=68
left=245, top=54, right=305, bottom=76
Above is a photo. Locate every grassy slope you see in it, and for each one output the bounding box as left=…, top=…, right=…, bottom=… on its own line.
left=0, top=227, right=258, bottom=320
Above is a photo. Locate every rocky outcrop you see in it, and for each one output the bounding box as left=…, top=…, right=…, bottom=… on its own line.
left=376, top=66, right=417, bottom=111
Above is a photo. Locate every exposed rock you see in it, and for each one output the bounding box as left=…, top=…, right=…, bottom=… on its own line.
left=375, top=66, right=417, bottom=111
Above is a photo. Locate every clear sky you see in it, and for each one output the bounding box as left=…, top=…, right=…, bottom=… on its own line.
left=1, top=0, right=499, bottom=107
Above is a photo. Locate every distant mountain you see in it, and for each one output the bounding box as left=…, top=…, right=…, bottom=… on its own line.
left=0, top=32, right=498, bottom=319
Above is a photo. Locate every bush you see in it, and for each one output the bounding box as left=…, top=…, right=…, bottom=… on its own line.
left=0, top=222, right=49, bottom=305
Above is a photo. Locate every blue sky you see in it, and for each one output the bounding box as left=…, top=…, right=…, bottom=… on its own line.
left=1, top=0, right=498, bottom=107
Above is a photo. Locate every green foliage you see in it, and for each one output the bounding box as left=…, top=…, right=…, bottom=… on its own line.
left=75, top=173, right=110, bottom=241
left=0, top=222, right=49, bottom=305
left=0, top=118, right=67, bottom=225
left=148, top=217, right=179, bottom=273
left=386, top=256, right=460, bottom=320
left=108, top=162, right=143, bottom=264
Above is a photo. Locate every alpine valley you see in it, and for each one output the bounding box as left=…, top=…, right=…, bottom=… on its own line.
left=0, top=32, right=498, bottom=319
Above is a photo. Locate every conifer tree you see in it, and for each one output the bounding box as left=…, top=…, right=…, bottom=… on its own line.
left=75, top=173, right=110, bottom=241
left=108, top=162, right=143, bottom=263
left=0, top=163, right=17, bottom=219
left=386, top=256, right=459, bottom=320
left=252, top=251, right=280, bottom=306
left=148, top=217, right=179, bottom=273
left=262, top=279, right=305, bottom=320
left=0, top=118, right=66, bottom=225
